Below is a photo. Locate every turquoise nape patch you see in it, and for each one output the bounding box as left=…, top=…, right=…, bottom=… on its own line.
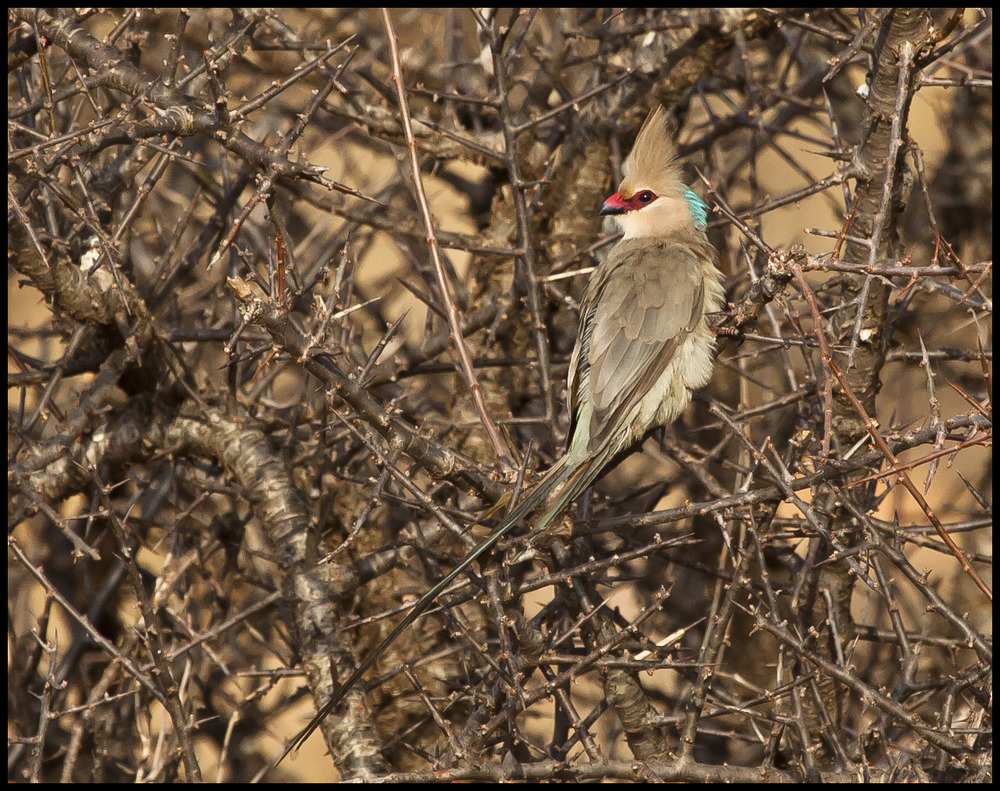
left=683, top=186, right=709, bottom=230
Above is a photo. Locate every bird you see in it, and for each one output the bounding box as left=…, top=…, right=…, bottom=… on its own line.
left=277, top=105, right=725, bottom=765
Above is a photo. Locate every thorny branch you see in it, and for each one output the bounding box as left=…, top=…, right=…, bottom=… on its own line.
left=9, top=8, right=991, bottom=784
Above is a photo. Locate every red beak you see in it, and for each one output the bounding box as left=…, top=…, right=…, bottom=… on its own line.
left=599, top=192, right=628, bottom=216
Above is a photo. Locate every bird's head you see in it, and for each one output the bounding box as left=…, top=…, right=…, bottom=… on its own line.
left=599, top=105, right=708, bottom=240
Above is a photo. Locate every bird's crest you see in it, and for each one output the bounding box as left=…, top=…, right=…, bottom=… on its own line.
left=620, top=105, right=685, bottom=199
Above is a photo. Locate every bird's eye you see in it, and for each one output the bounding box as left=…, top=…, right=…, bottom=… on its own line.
left=637, top=190, right=655, bottom=204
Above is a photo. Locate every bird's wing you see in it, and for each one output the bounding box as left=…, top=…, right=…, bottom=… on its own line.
left=583, top=239, right=705, bottom=451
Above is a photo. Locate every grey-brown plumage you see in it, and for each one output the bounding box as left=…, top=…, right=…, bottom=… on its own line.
left=277, top=106, right=724, bottom=764
left=570, top=236, right=721, bottom=456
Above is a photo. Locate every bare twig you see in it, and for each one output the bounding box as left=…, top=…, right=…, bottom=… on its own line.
left=381, top=8, right=513, bottom=467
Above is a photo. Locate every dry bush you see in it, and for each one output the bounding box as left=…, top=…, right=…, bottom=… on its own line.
left=8, top=8, right=991, bottom=782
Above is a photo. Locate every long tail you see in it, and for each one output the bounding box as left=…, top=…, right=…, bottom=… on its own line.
left=278, top=450, right=608, bottom=763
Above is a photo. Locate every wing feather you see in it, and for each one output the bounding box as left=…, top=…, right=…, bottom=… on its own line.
left=581, top=240, right=706, bottom=452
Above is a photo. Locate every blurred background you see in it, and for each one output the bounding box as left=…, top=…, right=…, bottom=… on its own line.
left=9, top=8, right=991, bottom=782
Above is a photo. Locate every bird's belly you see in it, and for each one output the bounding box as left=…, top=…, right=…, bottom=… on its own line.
left=633, top=324, right=717, bottom=439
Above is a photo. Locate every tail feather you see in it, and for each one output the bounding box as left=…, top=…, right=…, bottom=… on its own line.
left=533, top=443, right=617, bottom=532
left=278, top=452, right=586, bottom=762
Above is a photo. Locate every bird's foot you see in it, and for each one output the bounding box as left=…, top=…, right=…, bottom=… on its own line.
left=711, top=320, right=744, bottom=344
